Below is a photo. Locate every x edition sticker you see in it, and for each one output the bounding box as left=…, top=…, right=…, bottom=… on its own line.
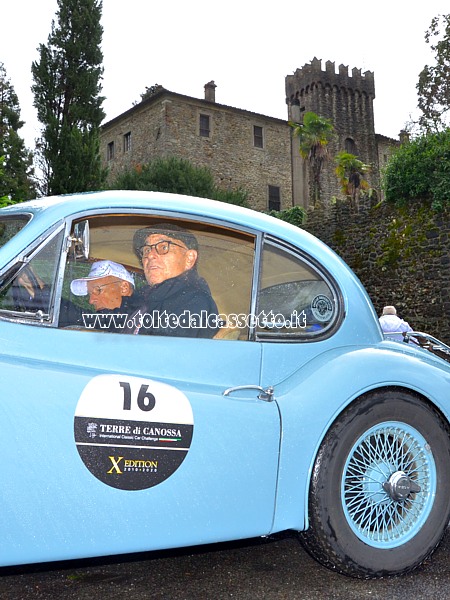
left=74, top=375, right=194, bottom=490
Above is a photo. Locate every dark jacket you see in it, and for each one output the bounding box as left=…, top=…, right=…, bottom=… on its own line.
left=127, top=269, right=219, bottom=338
left=91, top=296, right=135, bottom=332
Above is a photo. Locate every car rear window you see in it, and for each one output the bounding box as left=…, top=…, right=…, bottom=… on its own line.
left=256, top=240, right=341, bottom=339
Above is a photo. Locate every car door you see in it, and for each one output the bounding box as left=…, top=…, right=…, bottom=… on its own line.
left=255, top=236, right=345, bottom=532
left=0, top=212, right=281, bottom=567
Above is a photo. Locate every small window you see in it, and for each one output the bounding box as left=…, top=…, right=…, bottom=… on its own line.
left=199, top=114, right=210, bottom=137
left=268, top=186, right=280, bottom=212
left=0, top=229, right=64, bottom=319
left=253, top=125, right=264, bottom=148
left=123, top=132, right=131, bottom=153
left=0, top=216, right=31, bottom=251
left=256, top=241, right=339, bottom=338
left=345, top=137, right=358, bottom=155
left=107, top=141, right=115, bottom=161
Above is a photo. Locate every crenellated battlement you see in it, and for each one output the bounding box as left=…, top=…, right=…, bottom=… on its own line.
left=286, top=57, right=375, bottom=103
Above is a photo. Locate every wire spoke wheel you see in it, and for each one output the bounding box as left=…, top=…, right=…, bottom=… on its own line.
left=300, top=391, right=450, bottom=578
left=342, top=421, right=435, bottom=548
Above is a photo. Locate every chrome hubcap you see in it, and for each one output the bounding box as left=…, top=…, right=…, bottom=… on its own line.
left=382, top=470, right=422, bottom=502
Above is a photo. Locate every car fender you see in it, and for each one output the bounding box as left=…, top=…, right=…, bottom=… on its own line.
left=270, top=343, right=450, bottom=533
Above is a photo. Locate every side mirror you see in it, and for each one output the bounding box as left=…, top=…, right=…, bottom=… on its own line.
left=71, top=220, right=90, bottom=260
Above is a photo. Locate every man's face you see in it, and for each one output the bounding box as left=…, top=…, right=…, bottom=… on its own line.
left=142, top=234, right=197, bottom=286
left=87, top=275, right=127, bottom=310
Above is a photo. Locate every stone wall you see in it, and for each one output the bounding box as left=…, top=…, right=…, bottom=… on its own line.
left=303, top=200, right=450, bottom=341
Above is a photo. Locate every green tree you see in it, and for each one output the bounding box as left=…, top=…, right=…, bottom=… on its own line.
left=108, top=156, right=249, bottom=206
left=0, top=63, right=35, bottom=202
left=31, top=0, right=106, bottom=196
left=134, top=84, right=165, bottom=105
left=289, top=111, right=335, bottom=206
left=0, top=156, right=17, bottom=207
left=417, top=13, right=450, bottom=132
left=383, top=129, right=450, bottom=210
left=335, top=151, right=371, bottom=209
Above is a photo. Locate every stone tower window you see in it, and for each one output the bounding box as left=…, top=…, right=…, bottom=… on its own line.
left=253, top=126, right=264, bottom=149
left=199, top=114, right=210, bottom=137
left=344, top=137, right=358, bottom=155
left=123, top=132, right=131, bottom=153
left=268, top=185, right=280, bottom=211
left=107, top=141, right=115, bottom=161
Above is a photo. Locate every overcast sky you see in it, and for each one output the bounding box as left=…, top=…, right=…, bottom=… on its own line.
left=2, top=0, right=449, bottom=149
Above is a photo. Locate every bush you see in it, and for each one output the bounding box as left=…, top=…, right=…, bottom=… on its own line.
left=268, top=205, right=306, bottom=227
left=383, top=130, right=450, bottom=210
left=108, top=157, right=248, bottom=207
left=209, top=185, right=249, bottom=206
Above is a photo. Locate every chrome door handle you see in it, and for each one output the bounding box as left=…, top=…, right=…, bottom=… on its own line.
left=223, top=385, right=274, bottom=402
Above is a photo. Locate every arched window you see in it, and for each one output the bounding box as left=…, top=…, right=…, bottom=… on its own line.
left=345, top=137, right=358, bottom=155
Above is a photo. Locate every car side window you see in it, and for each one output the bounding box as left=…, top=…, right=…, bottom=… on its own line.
left=61, top=215, right=256, bottom=340
left=0, top=229, right=64, bottom=320
left=0, top=216, right=31, bottom=249
left=256, top=240, right=340, bottom=339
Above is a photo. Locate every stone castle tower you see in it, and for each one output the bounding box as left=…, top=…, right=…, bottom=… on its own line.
left=285, top=57, right=379, bottom=206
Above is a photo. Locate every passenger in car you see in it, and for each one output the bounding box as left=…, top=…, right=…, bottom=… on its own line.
left=70, top=260, right=135, bottom=331
left=128, top=223, right=219, bottom=337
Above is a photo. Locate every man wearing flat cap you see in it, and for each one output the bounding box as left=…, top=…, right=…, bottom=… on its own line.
left=129, top=223, right=219, bottom=337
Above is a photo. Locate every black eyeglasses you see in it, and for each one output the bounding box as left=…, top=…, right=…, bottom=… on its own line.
left=89, top=281, right=120, bottom=296
left=139, top=240, right=187, bottom=258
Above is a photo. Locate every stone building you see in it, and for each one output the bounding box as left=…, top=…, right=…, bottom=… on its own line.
left=100, top=81, right=292, bottom=212
left=100, top=59, right=401, bottom=210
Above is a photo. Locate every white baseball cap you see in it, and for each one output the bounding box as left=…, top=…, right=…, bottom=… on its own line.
left=70, top=260, right=135, bottom=296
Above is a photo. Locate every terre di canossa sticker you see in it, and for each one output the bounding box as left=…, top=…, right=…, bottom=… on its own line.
left=74, top=374, right=194, bottom=490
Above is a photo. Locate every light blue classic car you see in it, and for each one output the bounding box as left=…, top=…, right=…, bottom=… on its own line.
left=1, top=190, right=450, bottom=578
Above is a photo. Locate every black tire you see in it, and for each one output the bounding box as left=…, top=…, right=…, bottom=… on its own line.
left=300, top=389, right=450, bottom=578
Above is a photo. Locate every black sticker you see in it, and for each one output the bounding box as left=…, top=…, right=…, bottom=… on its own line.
left=74, top=375, right=194, bottom=490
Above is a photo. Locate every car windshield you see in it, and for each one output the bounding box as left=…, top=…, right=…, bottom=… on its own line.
left=0, top=216, right=30, bottom=249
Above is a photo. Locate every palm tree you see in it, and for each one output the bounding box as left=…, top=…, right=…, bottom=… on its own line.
left=289, top=111, right=334, bottom=206
left=335, top=151, right=371, bottom=210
